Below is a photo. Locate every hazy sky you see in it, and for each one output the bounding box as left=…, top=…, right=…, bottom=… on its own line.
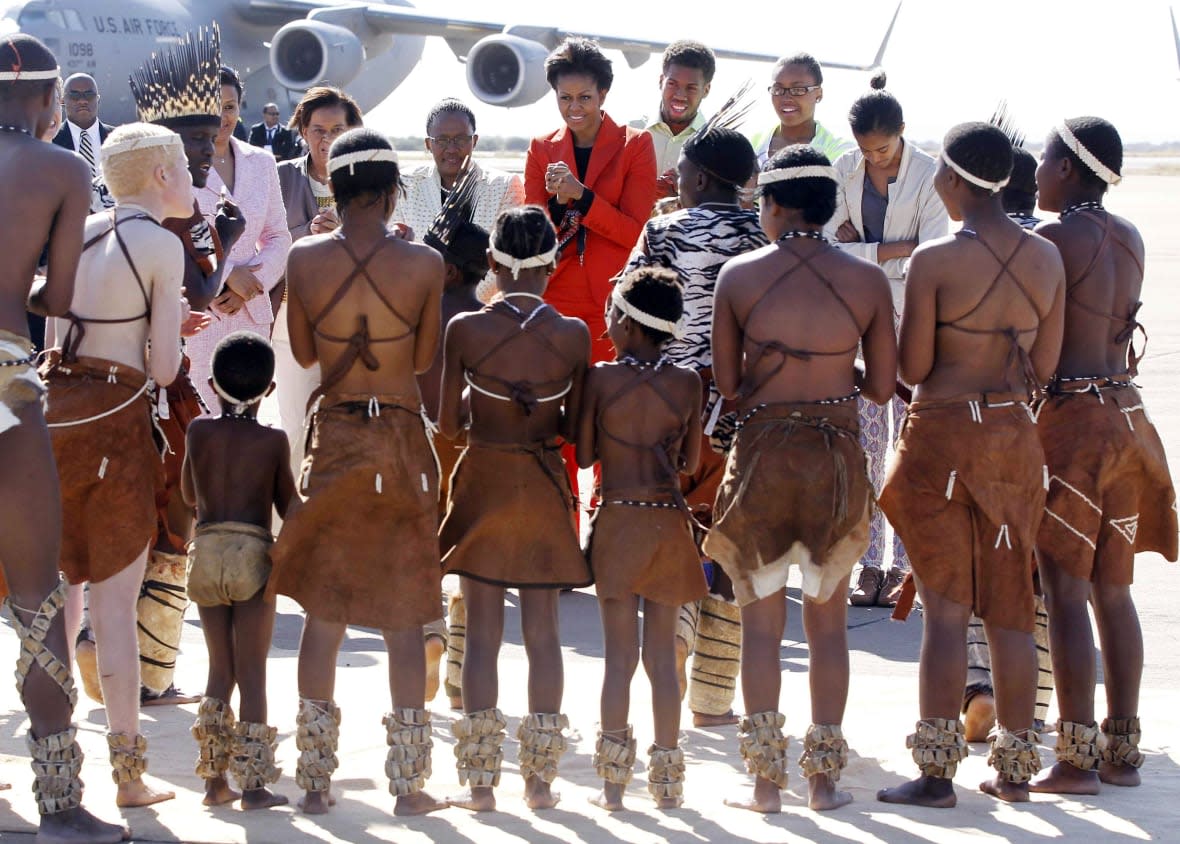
left=368, top=0, right=1180, bottom=145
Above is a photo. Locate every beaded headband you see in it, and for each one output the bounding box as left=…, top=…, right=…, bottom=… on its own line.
left=611, top=284, right=684, bottom=340
left=490, top=245, right=558, bottom=280
left=328, top=148, right=398, bottom=176
left=210, top=374, right=267, bottom=416
left=1056, top=122, right=1121, bottom=186
left=940, top=149, right=1009, bottom=194
left=757, top=165, right=837, bottom=185
left=0, top=67, right=58, bottom=81
left=101, top=133, right=183, bottom=162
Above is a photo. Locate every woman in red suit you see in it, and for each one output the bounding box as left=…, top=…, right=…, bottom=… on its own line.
left=525, top=38, right=658, bottom=364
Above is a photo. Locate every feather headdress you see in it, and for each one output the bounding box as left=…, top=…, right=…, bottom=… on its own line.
left=423, top=160, right=489, bottom=277
left=130, top=24, right=221, bottom=125
left=989, top=100, right=1026, bottom=149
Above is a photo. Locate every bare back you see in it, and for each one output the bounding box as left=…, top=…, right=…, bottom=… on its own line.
left=440, top=299, right=591, bottom=445
left=182, top=417, right=294, bottom=527
left=576, top=361, right=701, bottom=494
left=1036, top=209, right=1145, bottom=379
left=48, top=210, right=184, bottom=383
left=713, top=238, right=896, bottom=409
left=286, top=230, right=442, bottom=402
left=0, top=135, right=90, bottom=333
left=899, top=220, right=1065, bottom=400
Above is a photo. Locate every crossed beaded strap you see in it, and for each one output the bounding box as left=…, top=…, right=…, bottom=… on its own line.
left=6, top=578, right=77, bottom=709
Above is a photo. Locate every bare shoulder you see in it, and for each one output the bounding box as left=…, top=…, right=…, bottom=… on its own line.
left=666, top=362, right=702, bottom=394
left=35, top=142, right=90, bottom=187
left=1110, top=212, right=1145, bottom=255
left=557, top=313, right=592, bottom=343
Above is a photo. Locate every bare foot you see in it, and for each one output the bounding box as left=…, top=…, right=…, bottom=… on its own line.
left=1030, top=762, right=1100, bottom=795
left=448, top=786, right=496, bottom=812
left=808, top=773, right=853, bottom=811
left=675, top=638, right=690, bottom=701
left=723, top=777, right=781, bottom=813
left=588, top=782, right=625, bottom=812
left=297, top=791, right=334, bottom=814
left=241, top=788, right=289, bottom=810
left=964, top=694, right=996, bottom=743
left=115, top=779, right=175, bottom=809
left=693, top=710, right=740, bottom=728
left=35, top=806, right=130, bottom=844
left=202, top=776, right=241, bottom=806
left=980, top=776, right=1030, bottom=803
left=394, top=791, right=447, bottom=816
left=877, top=775, right=956, bottom=808
left=424, top=637, right=445, bottom=702
left=1099, top=761, right=1141, bottom=788
left=525, top=777, right=560, bottom=810
left=654, top=794, right=683, bottom=810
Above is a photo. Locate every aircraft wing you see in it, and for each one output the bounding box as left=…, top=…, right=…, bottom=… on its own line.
left=247, top=0, right=900, bottom=71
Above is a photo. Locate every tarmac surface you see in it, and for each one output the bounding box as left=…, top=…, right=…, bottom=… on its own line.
left=2, top=164, right=1179, bottom=842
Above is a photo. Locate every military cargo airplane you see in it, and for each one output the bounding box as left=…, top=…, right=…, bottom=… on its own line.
left=1, top=0, right=900, bottom=126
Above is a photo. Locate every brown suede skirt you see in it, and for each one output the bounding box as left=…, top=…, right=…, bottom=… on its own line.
left=43, top=354, right=158, bottom=584
left=270, top=397, right=442, bottom=630
left=440, top=440, right=591, bottom=589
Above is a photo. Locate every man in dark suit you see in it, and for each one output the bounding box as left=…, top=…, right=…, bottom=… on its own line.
left=52, top=73, right=114, bottom=182
left=249, top=102, right=299, bottom=160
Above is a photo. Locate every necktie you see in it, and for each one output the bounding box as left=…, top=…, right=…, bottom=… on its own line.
left=267, top=128, right=275, bottom=144
left=78, top=129, right=96, bottom=179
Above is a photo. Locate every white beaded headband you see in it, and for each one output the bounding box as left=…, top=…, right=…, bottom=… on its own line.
left=940, top=149, right=1009, bottom=194
left=611, top=284, right=684, bottom=340
left=757, top=165, right=838, bottom=185
left=101, top=133, right=183, bottom=160
left=490, top=245, right=558, bottom=280
left=328, top=148, right=399, bottom=176
left=211, top=374, right=267, bottom=415
left=0, top=67, right=59, bottom=81
left=1057, top=122, right=1121, bottom=186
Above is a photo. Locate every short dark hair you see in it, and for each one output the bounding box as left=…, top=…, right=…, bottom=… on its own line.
left=211, top=332, right=274, bottom=402
left=219, top=65, right=243, bottom=101
left=0, top=35, right=59, bottom=102
left=430, top=220, right=490, bottom=286
left=773, top=53, right=823, bottom=85
left=942, top=121, right=1013, bottom=195
left=1002, top=147, right=1038, bottom=214
left=491, top=205, right=557, bottom=262
left=615, top=267, right=684, bottom=345
left=848, top=72, right=903, bottom=137
left=661, top=40, right=716, bottom=83
left=328, top=128, right=402, bottom=209
left=290, top=86, right=363, bottom=131
left=1047, top=116, right=1122, bottom=192
left=545, top=37, right=613, bottom=92
left=757, top=145, right=837, bottom=226
left=425, top=98, right=476, bottom=135
left=683, top=127, right=757, bottom=193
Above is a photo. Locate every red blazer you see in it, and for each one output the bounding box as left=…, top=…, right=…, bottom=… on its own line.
left=525, top=113, right=657, bottom=345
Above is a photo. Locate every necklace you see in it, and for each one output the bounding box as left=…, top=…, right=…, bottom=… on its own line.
left=776, top=230, right=826, bottom=243
left=0, top=124, right=31, bottom=136
left=619, top=354, right=670, bottom=370
left=1061, top=200, right=1104, bottom=219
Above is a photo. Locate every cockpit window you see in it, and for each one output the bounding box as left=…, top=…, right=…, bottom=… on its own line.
left=63, top=10, right=85, bottom=31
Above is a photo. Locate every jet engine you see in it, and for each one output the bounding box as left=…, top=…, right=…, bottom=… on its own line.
left=270, top=20, right=365, bottom=90
left=465, top=35, right=551, bottom=107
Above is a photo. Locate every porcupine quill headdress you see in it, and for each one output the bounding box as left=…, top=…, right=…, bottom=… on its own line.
left=423, top=160, right=490, bottom=277
left=129, top=23, right=221, bottom=125
left=989, top=100, right=1025, bottom=150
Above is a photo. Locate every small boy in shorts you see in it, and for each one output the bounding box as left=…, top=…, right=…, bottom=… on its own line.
left=578, top=267, right=707, bottom=811
left=181, top=332, right=295, bottom=810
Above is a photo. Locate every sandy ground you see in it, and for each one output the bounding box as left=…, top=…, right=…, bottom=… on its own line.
left=1, top=169, right=1178, bottom=842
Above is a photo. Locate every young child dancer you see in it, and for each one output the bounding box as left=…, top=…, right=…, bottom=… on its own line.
left=182, top=332, right=295, bottom=810
left=439, top=205, right=591, bottom=812
left=704, top=145, right=896, bottom=813
left=876, top=122, right=1065, bottom=808
left=0, top=33, right=130, bottom=843
left=269, top=129, right=446, bottom=817
left=46, top=122, right=194, bottom=809
left=578, top=267, right=707, bottom=811
left=1029, top=117, right=1177, bottom=795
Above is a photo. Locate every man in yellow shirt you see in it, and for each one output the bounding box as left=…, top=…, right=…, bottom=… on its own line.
left=636, top=41, right=714, bottom=199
